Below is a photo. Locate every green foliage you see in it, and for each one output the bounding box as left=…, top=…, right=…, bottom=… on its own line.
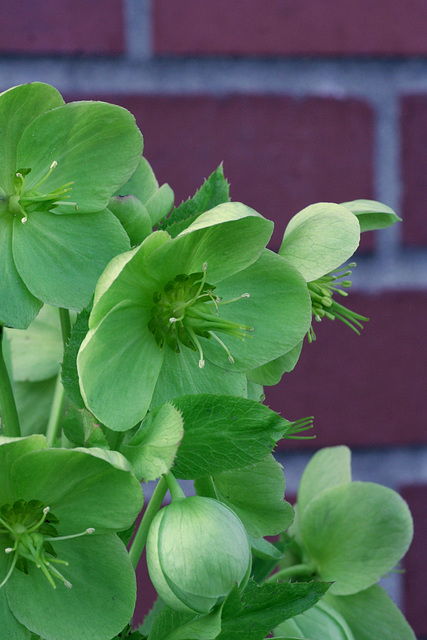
left=159, top=164, right=230, bottom=236
left=0, top=83, right=414, bottom=640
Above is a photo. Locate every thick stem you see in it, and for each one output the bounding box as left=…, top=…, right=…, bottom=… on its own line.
left=265, top=562, right=316, bottom=584
left=165, top=471, right=186, bottom=501
left=0, top=327, right=21, bottom=437
left=128, top=476, right=168, bottom=570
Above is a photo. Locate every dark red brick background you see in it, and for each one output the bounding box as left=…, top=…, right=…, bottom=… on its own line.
left=154, top=0, right=427, bottom=57
left=0, top=0, right=124, bottom=55
left=2, top=1, right=427, bottom=636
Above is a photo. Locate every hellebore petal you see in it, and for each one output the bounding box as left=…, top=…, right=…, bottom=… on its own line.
left=78, top=203, right=311, bottom=430
left=0, top=83, right=142, bottom=328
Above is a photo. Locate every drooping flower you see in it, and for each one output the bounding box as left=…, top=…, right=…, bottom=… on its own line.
left=77, top=202, right=312, bottom=430
left=0, top=82, right=143, bottom=330
left=0, top=435, right=143, bottom=640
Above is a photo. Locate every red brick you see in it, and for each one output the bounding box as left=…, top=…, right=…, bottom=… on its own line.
left=0, top=0, right=124, bottom=55
left=400, top=484, right=427, bottom=637
left=402, top=96, right=427, bottom=246
left=107, top=94, right=373, bottom=251
left=267, top=292, right=427, bottom=450
left=154, top=0, right=427, bottom=57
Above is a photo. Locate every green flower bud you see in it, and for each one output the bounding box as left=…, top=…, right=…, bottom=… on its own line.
left=146, top=496, right=251, bottom=614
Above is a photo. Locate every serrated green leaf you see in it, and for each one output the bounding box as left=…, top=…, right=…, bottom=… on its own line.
left=216, top=579, right=330, bottom=640
left=148, top=605, right=223, bottom=640
left=159, top=165, right=229, bottom=237
left=340, top=199, right=401, bottom=232
left=120, top=403, right=184, bottom=481
left=170, top=395, right=295, bottom=479
left=212, top=455, right=294, bottom=537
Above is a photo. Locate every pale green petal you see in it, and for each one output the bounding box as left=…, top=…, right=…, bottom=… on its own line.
left=279, top=203, right=360, bottom=282
left=7, top=534, right=136, bottom=640
left=78, top=301, right=164, bottom=430
left=151, top=346, right=247, bottom=409
left=300, top=482, right=413, bottom=595
left=145, top=202, right=273, bottom=284
left=0, top=215, right=42, bottom=329
left=0, top=434, right=48, bottom=504
left=12, top=209, right=130, bottom=309
left=0, top=82, right=64, bottom=194
left=11, top=447, right=143, bottom=533
left=202, top=250, right=311, bottom=371
left=17, top=101, right=143, bottom=213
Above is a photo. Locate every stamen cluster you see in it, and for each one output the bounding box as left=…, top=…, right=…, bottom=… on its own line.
left=149, top=263, right=252, bottom=368
left=0, top=499, right=94, bottom=590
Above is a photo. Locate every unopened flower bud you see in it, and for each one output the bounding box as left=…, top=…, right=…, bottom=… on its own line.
left=146, top=496, right=251, bottom=614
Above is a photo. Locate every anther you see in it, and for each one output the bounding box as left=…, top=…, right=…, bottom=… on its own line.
left=43, top=507, right=50, bottom=515
left=21, top=217, right=27, bottom=224
left=86, top=528, right=95, bottom=534
left=5, top=548, right=13, bottom=554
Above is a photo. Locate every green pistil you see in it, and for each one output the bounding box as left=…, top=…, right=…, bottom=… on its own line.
left=149, top=263, right=253, bottom=367
left=0, top=499, right=95, bottom=590
left=7, top=161, right=76, bottom=223
left=307, top=262, right=368, bottom=342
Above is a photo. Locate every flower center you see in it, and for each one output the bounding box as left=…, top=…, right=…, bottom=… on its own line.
left=148, top=262, right=253, bottom=368
left=307, top=262, right=368, bottom=342
left=0, top=499, right=94, bottom=590
left=5, top=162, right=76, bottom=224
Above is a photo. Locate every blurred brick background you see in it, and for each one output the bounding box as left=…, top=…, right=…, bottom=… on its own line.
left=1, top=1, right=426, bottom=636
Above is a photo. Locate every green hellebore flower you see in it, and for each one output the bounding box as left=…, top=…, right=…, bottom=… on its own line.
left=77, top=202, right=311, bottom=430
left=146, top=496, right=251, bottom=614
left=0, top=82, right=143, bottom=330
left=0, top=435, right=143, bottom=640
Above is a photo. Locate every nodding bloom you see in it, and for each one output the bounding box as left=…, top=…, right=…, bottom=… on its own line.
left=77, top=202, right=312, bottom=431
left=0, top=435, right=143, bottom=640
left=0, top=82, right=142, bottom=330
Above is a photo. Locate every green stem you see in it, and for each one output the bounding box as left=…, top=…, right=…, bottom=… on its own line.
left=128, top=476, right=168, bottom=570
left=0, top=327, right=21, bottom=437
left=265, top=562, right=316, bottom=583
left=165, top=471, right=186, bottom=501
left=45, top=371, right=66, bottom=446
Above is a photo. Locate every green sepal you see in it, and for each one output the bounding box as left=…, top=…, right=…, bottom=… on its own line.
left=279, top=203, right=360, bottom=283
left=250, top=536, right=286, bottom=561
left=108, top=195, right=153, bottom=246
left=324, top=585, right=416, bottom=640
left=300, top=482, right=413, bottom=595
left=120, top=402, right=184, bottom=481
left=274, top=599, right=355, bottom=640
left=247, top=341, right=303, bottom=386
left=147, top=603, right=224, bottom=640
left=340, top=199, right=401, bottom=232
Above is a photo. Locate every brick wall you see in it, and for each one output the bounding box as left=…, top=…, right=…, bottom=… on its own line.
left=1, top=1, right=426, bottom=636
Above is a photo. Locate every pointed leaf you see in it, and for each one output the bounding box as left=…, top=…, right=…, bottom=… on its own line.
left=171, top=395, right=296, bottom=479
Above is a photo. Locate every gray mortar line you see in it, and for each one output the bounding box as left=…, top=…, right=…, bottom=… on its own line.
left=125, top=0, right=152, bottom=60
